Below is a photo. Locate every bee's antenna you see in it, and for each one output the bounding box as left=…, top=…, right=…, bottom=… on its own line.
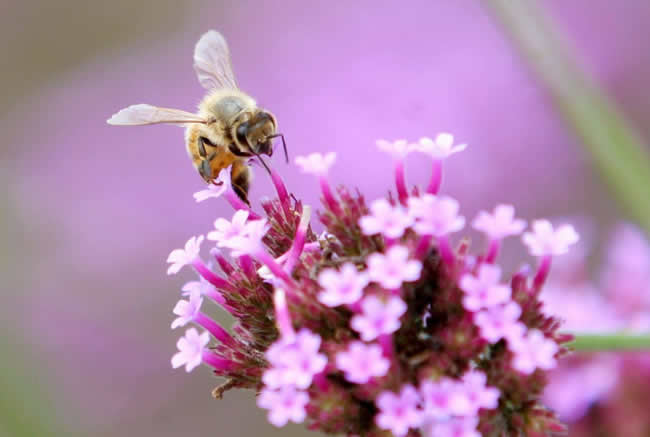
left=268, top=133, right=288, bottom=163
left=254, top=153, right=273, bottom=176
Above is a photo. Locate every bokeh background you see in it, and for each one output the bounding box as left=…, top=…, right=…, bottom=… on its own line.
left=1, top=0, right=649, bottom=436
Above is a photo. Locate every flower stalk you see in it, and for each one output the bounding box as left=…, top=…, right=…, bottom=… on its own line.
left=485, top=0, right=650, bottom=235
left=569, top=333, right=650, bottom=351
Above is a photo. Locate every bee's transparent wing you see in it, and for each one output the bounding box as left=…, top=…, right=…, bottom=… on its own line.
left=107, top=104, right=207, bottom=126
left=193, top=30, right=239, bottom=90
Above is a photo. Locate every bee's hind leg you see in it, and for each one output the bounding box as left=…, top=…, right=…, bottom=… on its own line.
left=231, top=161, right=251, bottom=206
left=231, top=183, right=250, bottom=206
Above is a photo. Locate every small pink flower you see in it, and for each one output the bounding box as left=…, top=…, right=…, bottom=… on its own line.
left=450, top=371, right=500, bottom=416
left=460, top=264, right=511, bottom=311
left=522, top=220, right=579, bottom=257
left=408, top=195, right=465, bottom=237
left=376, top=139, right=413, bottom=160
left=367, top=245, right=422, bottom=289
left=263, top=329, right=328, bottom=389
left=294, top=152, right=336, bottom=176
left=207, top=210, right=250, bottom=245
left=359, top=198, right=414, bottom=239
left=474, top=302, right=522, bottom=343
left=171, top=327, right=209, bottom=372
left=503, top=321, right=528, bottom=345
left=413, top=133, right=467, bottom=159
left=317, top=263, right=369, bottom=307
left=424, top=417, right=480, bottom=437
left=192, top=167, right=231, bottom=202
left=509, top=329, right=559, bottom=375
left=182, top=278, right=213, bottom=297
left=350, top=295, right=407, bottom=341
left=166, top=235, right=204, bottom=275
left=220, top=217, right=270, bottom=257
left=336, top=341, right=390, bottom=384
left=257, top=386, right=309, bottom=427
left=375, top=384, right=423, bottom=437
left=181, top=266, right=228, bottom=307
left=472, top=204, right=526, bottom=240
left=171, top=291, right=203, bottom=329
left=420, top=378, right=459, bottom=419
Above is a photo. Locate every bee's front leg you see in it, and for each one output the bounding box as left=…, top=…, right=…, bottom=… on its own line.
left=198, top=149, right=222, bottom=183
left=198, top=159, right=213, bottom=181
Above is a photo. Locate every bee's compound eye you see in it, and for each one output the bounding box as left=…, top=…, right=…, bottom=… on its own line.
left=236, top=122, right=249, bottom=145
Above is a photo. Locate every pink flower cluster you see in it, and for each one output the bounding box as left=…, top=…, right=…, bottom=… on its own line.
left=164, top=135, right=576, bottom=436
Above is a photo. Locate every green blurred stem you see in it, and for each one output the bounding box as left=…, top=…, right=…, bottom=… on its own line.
left=570, top=334, right=650, bottom=351
left=485, top=0, right=650, bottom=235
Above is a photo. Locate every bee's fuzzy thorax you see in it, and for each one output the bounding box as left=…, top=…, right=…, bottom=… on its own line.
left=198, top=88, right=255, bottom=116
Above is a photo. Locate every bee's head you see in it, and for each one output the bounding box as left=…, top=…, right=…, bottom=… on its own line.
left=234, top=110, right=277, bottom=157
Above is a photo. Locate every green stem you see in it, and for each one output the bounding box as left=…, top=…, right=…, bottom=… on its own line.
left=485, top=0, right=650, bottom=235
left=569, top=333, right=650, bottom=351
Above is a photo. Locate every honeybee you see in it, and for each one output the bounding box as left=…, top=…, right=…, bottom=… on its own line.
left=107, top=30, right=286, bottom=204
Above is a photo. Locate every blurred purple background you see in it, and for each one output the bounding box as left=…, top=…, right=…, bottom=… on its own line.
left=2, top=0, right=649, bottom=435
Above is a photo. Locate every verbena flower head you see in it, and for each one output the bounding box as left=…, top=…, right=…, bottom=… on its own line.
left=163, top=134, right=574, bottom=436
